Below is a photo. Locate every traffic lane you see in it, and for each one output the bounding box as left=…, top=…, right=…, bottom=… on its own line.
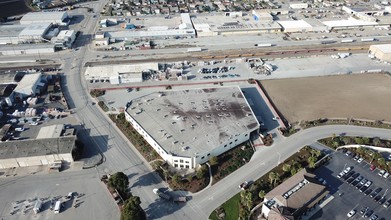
left=311, top=151, right=390, bottom=220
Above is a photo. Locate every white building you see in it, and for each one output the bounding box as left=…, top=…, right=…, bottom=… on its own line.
left=13, top=73, right=43, bottom=98
left=107, top=13, right=196, bottom=41
left=0, top=136, right=75, bottom=169
left=277, top=20, right=313, bottom=32
left=0, top=44, right=55, bottom=56
left=289, top=3, right=309, bottom=9
left=52, top=30, right=76, bottom=49
left=85, top=63, right=158, bottom=84
left=124, top=87, right=260, bottom=170
left=20, top=11, right=69, bottom=26
left=369, top=44, right=391, bottom=62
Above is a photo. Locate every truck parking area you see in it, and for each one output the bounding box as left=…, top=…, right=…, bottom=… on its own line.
left=0, top=169, right=119, bottom=220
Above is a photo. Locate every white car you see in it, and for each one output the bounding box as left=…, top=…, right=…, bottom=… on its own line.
left=347, top=209, right=356, bottom=217
left=30, top=122, right=39, bottom=126
left=364, top=181, right=372, bottom=187
left=337, top=172, right=345, bottom=178
left=378, top=170, right=386, bottom=176
left=383, top=172, right=390, bottom=179
left=357, top=158, right=364, bottom=163
left=343, top=167, right=352, bottom=174
left=15, top=127, right=24, bottom=132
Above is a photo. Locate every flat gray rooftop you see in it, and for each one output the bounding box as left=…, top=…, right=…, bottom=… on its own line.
left=0, top=136, right=75, bottom=159
left=126, top=87, right=259, bottom=157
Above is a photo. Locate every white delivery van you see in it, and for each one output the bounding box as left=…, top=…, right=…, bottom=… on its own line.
left=54, top=201, right=61, bottom=214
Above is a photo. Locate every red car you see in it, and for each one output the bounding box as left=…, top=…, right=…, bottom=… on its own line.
left=370, top=165, right=376, bottom=171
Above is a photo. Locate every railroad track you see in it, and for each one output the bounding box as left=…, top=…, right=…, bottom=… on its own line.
left=85, top=42, right=380, bottom=66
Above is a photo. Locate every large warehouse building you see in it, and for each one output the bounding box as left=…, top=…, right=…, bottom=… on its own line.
left=0, top=136, right=75, bottom=169
left=369, top=44, right=391, bottom=62
left=0, top=23, right=52, bottom=44
left=85, top=63, right=158, bottom=84
left=124, top=87, right=260, bottom=170
left=20, top=11, right=70, bottom=26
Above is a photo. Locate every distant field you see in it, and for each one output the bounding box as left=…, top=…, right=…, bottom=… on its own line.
left=261, top=74, right=391, bottom=123
left=0, top=0, right=32, bottom=18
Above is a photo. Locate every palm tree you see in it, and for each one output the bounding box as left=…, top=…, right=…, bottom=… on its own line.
left=308, top=156, right=317, bottom=168
left=258, top=190, right=265, bottom=199
left=378, top=157, right=386, bottom=167
left=269, top=172, right=277, bottom=186
left=282, top=163, right=291, bottom=173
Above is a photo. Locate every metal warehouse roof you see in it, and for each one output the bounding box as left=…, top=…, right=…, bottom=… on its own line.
left=0, top=136, right=75, bottom=159
left=21, top=11, right=67, bottom=23
left=370, top=44, right=391, bottom=53
left=18, top=23, right=52, bottom=37
left=126, top=87, right=259, bottom=157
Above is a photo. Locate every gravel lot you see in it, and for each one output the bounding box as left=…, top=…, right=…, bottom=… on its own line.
left=261, top=73, right=391, bottom=123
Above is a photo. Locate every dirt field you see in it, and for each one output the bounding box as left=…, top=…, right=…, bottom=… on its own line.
left=261, top=73, right=391, bottom=123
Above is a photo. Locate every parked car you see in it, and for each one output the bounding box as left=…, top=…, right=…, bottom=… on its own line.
left=363, top=209, right=373, bottom=218
left=383, top=172, right=389, bottom=179
left=378, top=170, right=386, bottom=176
left=383, top=200, right=390, bottom=208
left=364, top=181, right=372, bottom=188
left=344, top=166, right=352, bottom=174
left=360, top=207, right=369, bottom=215
left=337, top=172, right=345, bottom=178
left=370, top=165, right=376, bottom=171
left=346, top=151, right=352, bottom=157
left=30, top=122, right=39, bottom=126
left=347, top=209, right=356, bottom=217
left=353, top=155, right=359, bottom=161
left=370, top=214, right=378, bottom=220
left=357, top=158, right=364, bottom=163
left=15, top=127, right=24, bottom=132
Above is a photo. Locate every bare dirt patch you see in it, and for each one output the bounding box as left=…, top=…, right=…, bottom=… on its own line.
left=261, top=74, right=391, bottom=123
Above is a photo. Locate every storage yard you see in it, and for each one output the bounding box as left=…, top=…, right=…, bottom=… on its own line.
left=261, top=73, right=391, bottom=123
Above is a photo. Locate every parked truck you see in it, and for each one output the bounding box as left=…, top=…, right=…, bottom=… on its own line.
left=153, top=188, right=171, bottom=200
left=254, top=43, right=272, bottom=47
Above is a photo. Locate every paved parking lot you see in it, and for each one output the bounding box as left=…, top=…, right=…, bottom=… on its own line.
left=311, top=150, right=391, bottom=220
left=0, top=169, right=119, bottom=220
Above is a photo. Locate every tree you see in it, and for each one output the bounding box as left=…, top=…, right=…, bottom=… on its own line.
left=282, top=163, right=291, bottom=173
left=378, top=157, right=386, bottom=167
left=172, top=174, right=181, bottom=184
left=373, top=137, right=382, bottom=146
left=310, top=149, right=321, bottom=158
left=121, top=196, right=146, bottom=220
left=308, top=156, right=317, bottom=168
left=290, top=167, right=298, bottom=176
left=356, top=147, right=364, bottom=156
left=331, top=133, right=336, bottom=140
left=258, top=190, right=265, bottom=199
left=269, top=172, right=277, bottom=185
left=342, top=136, right=351, bottom=145
left=209, top=156, right=219, bottom=166
left=354, top=137, right=364, bottom=145
left=362, top=137, right=370, bottom=145
left=109, top=172, right=129, bottom=195
left=196, top=165, right=208, bottom=179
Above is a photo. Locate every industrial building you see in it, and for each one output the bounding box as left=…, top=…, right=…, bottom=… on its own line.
left=0, top=44, right=55, bottom=56
left=36, top=124, right=64, bottom=139
left=0, top=23, right=52, bottom=45
left=13, top=73, right=43, bottom=99
left=85, top=63, right=158, bottom=84
left=20, top=11, right=70, bottom=26
left=192, top=13, right=281, bottom=37
left=369, top=44, right=391, bottom=62
left=124, top=87, right=260, bottom=170
left=52, top=30, right=76, bottom=49
left=262, top=169, right=329, bottom=220
left=106, top=13, right=195, bottom=41
left=0, top=136, right=76, bottom=169
left=277, top=20, right=313, bottom=33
